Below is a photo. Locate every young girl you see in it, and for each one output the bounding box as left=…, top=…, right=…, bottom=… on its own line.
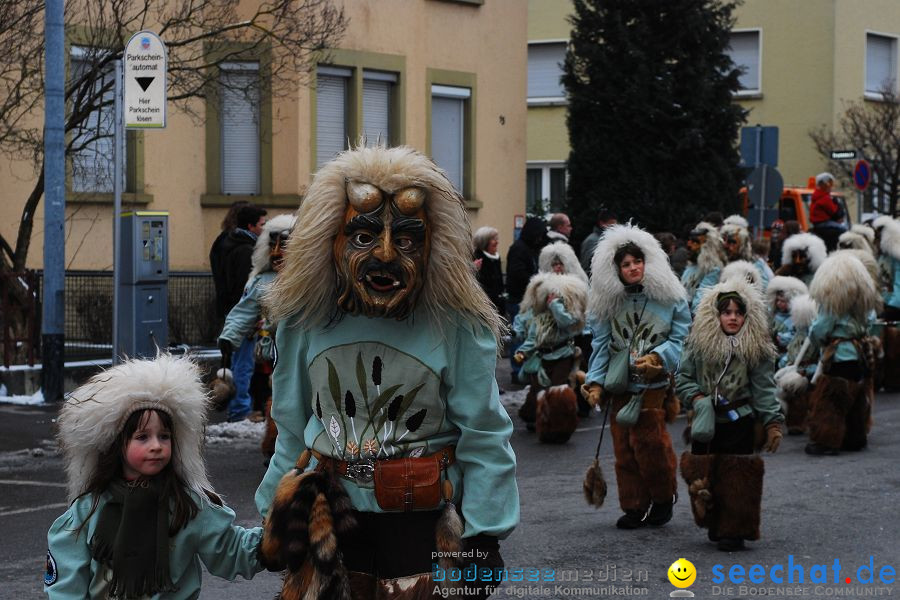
left=46, top=355, right=265, bottom=598
left=678, top=279, right=783, bottom=552
left=582, top=224, right=691, bottom=529
left=765, top=275, right=809, bottom=360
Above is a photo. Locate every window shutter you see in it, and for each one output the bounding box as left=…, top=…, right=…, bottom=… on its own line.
left=317, top=72, right=348, bottom=168
left=363, top=78, right=392, bottom=147
left=728, top=32, right=760, bottom=91
left=867, top=34, right=896, bottom=93
left=220, top=64, right=260, bottom=195
left=527, top=43, right=566, bottom=99
left=431, top=95, right=464, bottom=192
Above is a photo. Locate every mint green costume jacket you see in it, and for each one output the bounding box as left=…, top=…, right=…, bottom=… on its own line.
left=254, top=309, right=519, bottom=539
left=45, top=492, right=263, bottom=599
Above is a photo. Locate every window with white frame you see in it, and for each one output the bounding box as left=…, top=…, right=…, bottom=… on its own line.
left=220, top=62, right=260, bottom=195
left=727, top=30, right=761, bottom=94
left=528, top=42, right=567, bottom=103
left=70, top=46, right=118, bottom=193
left=526, top=164, right=567, bottom=213
left=362, top=70, right=396, bottom=147
left=317, top=66, right=351, bottom=168
left=431, top=85, right=469, bottom=193
left=866, top=33, right=898, bottom=96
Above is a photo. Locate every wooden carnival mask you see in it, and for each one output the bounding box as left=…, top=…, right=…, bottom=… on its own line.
left=333, top=182, right=431, bottom=319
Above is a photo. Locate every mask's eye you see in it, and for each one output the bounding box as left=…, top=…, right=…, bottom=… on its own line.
left=395, top=236, right=414, bottom=251
left=352, top=232, right=376, bottom=247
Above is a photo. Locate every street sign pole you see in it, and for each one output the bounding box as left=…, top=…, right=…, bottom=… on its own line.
left=113, top=59, right=123, bottom=364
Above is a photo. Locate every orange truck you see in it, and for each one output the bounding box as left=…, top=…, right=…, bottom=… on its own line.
left=741, top=177, right=852, bottom=237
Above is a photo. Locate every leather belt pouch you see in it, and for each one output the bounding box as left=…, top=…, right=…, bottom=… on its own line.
left=374, top=455, right=443, bottom=512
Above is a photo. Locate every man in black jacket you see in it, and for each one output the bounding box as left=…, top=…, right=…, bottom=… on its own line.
left=505, top=216, right=548, bottom=382
left=215, top=205, right=267, bottom=318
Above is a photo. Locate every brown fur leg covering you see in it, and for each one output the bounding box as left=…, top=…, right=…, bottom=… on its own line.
left=630, top=409, right=677, bottom=503
left=785, top=390, right=810, bottom=434
left=841, top=378, right=870, bottom=451
left=611, top=400, right=649, bottom=512
left=712, top=454, right=764, bottom=541
left=518, top=375, right=541, bottom=423
left=882, top=327, right=900, bottom=390
left=536, top=385, right=578, bottom=443
left=680, top=452, right=715, bottom=528
left=262, top=397, right=278, bottom=458
left=808, top=374, right=853, bottom=449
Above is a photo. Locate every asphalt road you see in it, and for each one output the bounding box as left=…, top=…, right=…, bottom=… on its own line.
left=2, top=366, right=899, bottom=599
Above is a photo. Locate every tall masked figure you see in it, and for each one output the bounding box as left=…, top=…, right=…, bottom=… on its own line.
left=582, top=224, right=690, bottom=530
left=680, top=221, right=726, bottom=313
left=255, top=146, right=518, bottom=600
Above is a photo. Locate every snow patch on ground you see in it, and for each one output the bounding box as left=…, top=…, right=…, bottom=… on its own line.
left=0, top=389, right=44, bottom=405
left=206, top=419, right=264, bottom=444
left=501, top=386, right=528, bottom=409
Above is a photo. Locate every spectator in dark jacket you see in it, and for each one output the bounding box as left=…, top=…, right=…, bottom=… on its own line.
left=210, top=201, right=250, bottom=322
left=506, top=217, right=548, bottom=313
left=218, top=205, right=267, bottom=318
left=473, top=226, right=505, bottom=315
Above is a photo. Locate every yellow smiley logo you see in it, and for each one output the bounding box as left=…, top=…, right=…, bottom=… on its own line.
left=668, top=558, right=697, bottom=588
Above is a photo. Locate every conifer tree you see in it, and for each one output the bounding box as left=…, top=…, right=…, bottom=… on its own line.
left=563, top=0, right=747, bottom=238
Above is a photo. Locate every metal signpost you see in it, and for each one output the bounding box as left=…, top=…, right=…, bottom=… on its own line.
left=112, top=32, right=167, bottom=363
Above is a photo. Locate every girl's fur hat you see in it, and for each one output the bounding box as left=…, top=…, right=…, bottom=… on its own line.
left=810, top=252, right=882, bottom=319
left=789, top=293, right=818, bottom=330
left=722, top=214, right=749, bottom=229
left=249, top=214, right=297, bottom=279
left=58, top=355, right=213, bottom=503
left=837, top=231, right=873, bottom=254
left=720, top=260, right=765, bottom=293
left=879, top=218, right=900, bottom=261
left=588, top=223, right=685, bottom=321
left=692, top=221, right=727, bottom=273
left=765, top=275, right=808, bottom=307
left=538, top=242, right=589, bottom=285
left=687, top=278, right=776, bottom=367
left=720, top=223, right=752, bottom=261
left=781, top=233, right=827, bottom=272
left=265, top=145, right=503, bottom=343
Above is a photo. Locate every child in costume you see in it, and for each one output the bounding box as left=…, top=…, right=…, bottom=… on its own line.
left=678, top=279, right=783, bottom=551
left=45, top=355, right=264, bottom=599
left=765, top=276, right=809, bottom=359
left=582, top=224, right=691, bottom=529
left=681, top=221, right=726, bottom=313
left=514, top=272, right=588, bottom=440
left=775, top=232, right=827, bottom=288
left=775, top=293, right=819, bottom=435
left=255, top=146, right=517, bottom=599
left=805, top=252, right=882, bottom=455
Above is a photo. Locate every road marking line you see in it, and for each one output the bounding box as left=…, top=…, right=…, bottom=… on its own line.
left=0, top=503, right=68, bottom=517
left=0, top=479, right=66, bottom=488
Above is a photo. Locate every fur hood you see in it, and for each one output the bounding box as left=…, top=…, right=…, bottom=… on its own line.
left=519, top=272, right=551, bottom=315
left=538, top=242, right=588, bottom=284
left=810, top=252, right=882, bottom=319
left=720, top=260, right=765, bottom=293
left=790, top=293, right=818, bottom=330
left=588, top=223, right=686, bottom=321
left=532, top=273, right=588, bottom=325
left=692, top=221, right=726, bottom=273
left=832, top=249, right=880, bottom=288
left=686, top=279, right=776, bottom=367
left=872, top=215, right=897, bottom=233
left=837, top=231, right=873, bottom=254
left=58, top=355, right=213, bottom=503
left=851, top=224, right=876, bottom=252
left=879, top=218, right=900, bottom=260
left=264, top=145, right=503, bottom=343
left=780, top=233, right=827, bottom=272
left=249, top=214, right=296, bottom=279
left=766, top=276, right=808, bottom=307
left=720, top=224, right=752, bottom=261
left=722, top=214, right=749, bottom=228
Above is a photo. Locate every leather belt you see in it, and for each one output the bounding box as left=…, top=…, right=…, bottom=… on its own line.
left=311, top=446, right=456, bottom=483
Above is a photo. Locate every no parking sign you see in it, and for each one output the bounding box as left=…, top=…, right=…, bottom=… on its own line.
left=854, top=159, right=871, bottom=191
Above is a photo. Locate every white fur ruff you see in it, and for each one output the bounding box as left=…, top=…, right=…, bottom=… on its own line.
left=809, top=252, right=882, bottom=318
left=58, top=354, right=214, bottom=502
left=720, top=260, right=764, bottom=292
left=838, top=231, right=872, bottom=254
left=879, top=219, right=900, bottom=261
left=723, top=214, right=749, bottom=229
left=588, top=224, right=686, bottom=320
left=249, top=214, right=297, bottom=279
left=789, top=294, right=818, bottom=330
left=530, top=273, right=588, bottom=325
left=781, top=233, right=827, bottom=272
left=765, top=276, right=808, bottom=306
left=539, top=242, right=589, bottom=285
left=686, top=279, right=776, bottom=367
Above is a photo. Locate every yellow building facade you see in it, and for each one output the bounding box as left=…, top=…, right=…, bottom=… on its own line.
left=526, top=0, right=900, bottom=219
left=0, top=0, right=526, bottom=271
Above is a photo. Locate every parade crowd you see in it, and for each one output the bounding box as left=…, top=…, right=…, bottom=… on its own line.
left=42, top=149, right=900, bottom=599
